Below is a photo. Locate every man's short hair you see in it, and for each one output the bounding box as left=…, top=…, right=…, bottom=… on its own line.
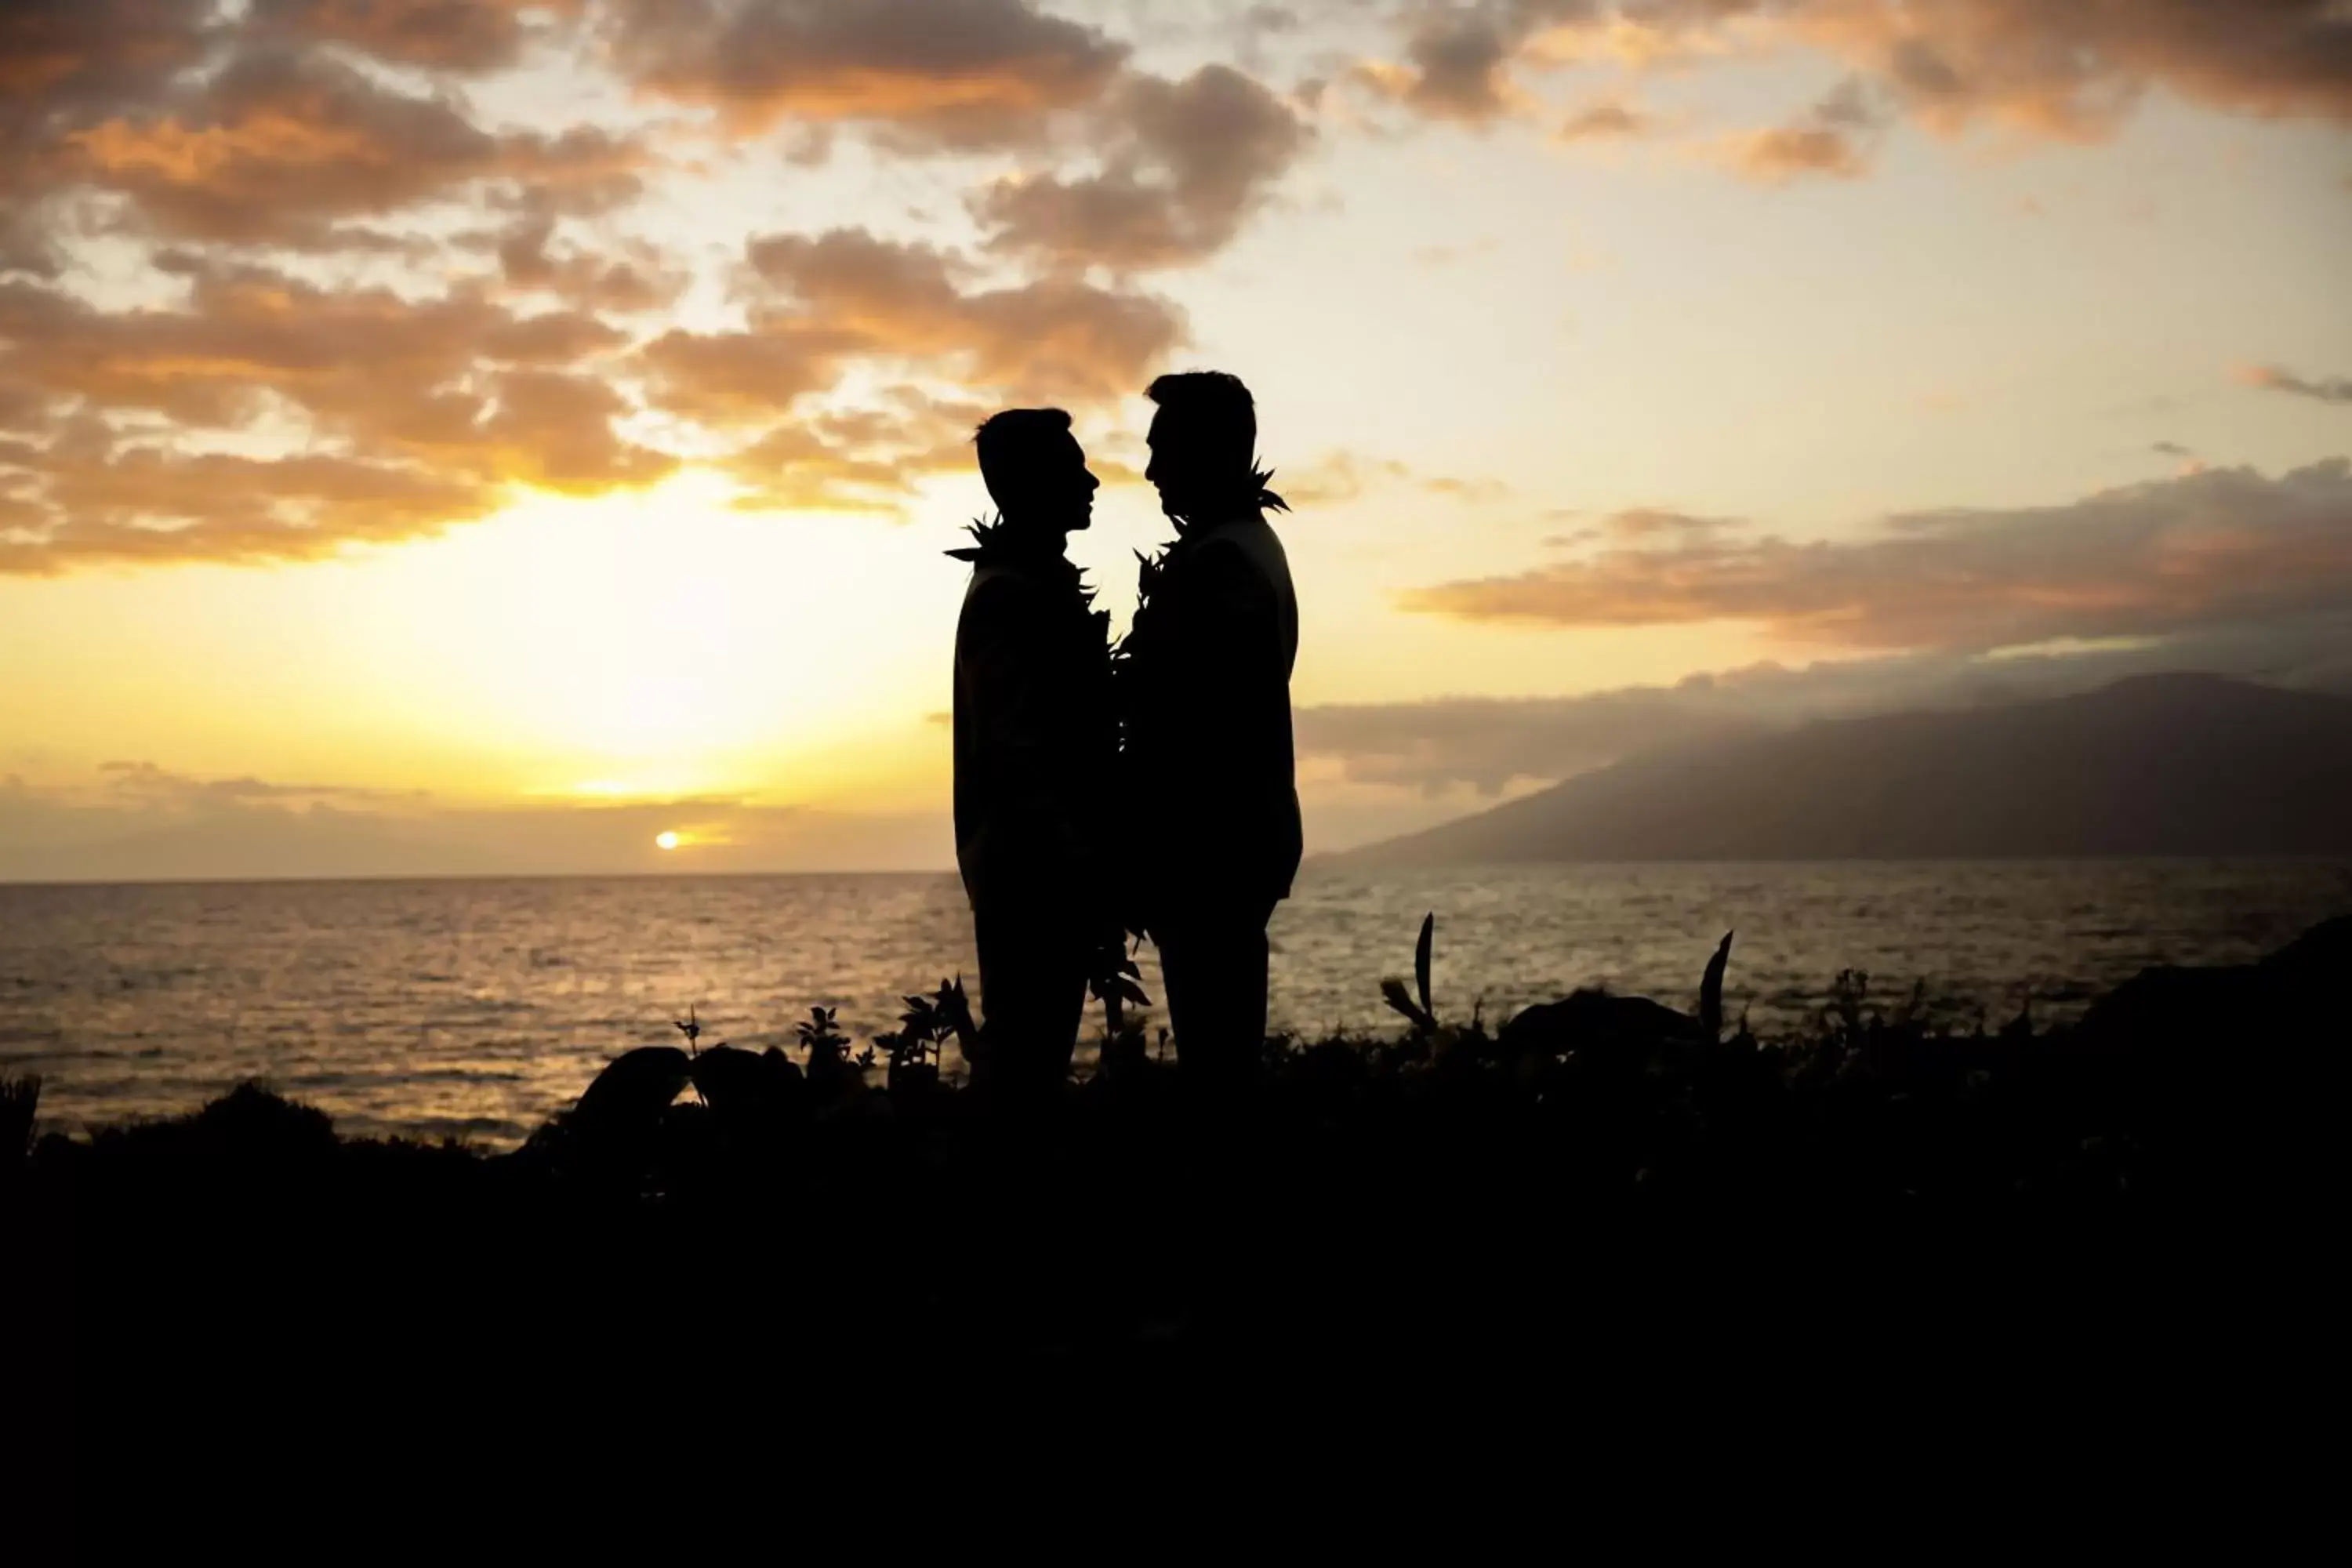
left=972, top=407, right=1073, bottom=503
left=1146, top=371, right=1256, bottom=469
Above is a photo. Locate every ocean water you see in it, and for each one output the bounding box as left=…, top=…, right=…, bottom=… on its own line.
left=3, top=861, right=2347, bottom=1149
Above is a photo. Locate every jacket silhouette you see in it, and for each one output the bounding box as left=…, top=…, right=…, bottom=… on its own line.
left=1123, top=509, right=1301, bottom=917
left=951, top=409, right=1112, bottom=1095
left=1124, top=371, right=1301, bottom=1078
left=954, top=536, right=1112, bottom=916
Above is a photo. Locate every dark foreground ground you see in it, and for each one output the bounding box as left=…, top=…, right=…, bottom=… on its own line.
left=5, top=918, right=2343, bottom=1549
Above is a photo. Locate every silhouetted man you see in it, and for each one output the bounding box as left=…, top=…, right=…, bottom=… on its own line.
left=1124, top=372, right=1301, bottom=1083
left=953, top=408, right=1115, bottom=1098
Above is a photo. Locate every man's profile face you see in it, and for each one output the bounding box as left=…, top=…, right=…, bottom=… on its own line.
left=1051, top=429, right=1099, bottom=532
left=1144, top=407, right=1194, bottom=521
left=1011, top=428, right=1098, bottom=532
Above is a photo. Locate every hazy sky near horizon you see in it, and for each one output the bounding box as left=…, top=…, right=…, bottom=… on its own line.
left=4, top=0, right=2351, bottom=877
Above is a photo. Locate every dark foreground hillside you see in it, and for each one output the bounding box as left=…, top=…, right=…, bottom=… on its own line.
left=6, top=916, right=2344, bottom=1542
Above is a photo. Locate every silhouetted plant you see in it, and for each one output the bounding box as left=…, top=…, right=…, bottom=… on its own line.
left=796, top=1006, right=846, bottom=1061
left=1700, top=931, right=1734, bottom=1043
left=1824, top=969, right=1872, bottom=1042
left=2, top=1073, right=38, bottom=1164
left=674, top=1004, right=720, bottom=1108
left=795, top=1006, right=859, bottom=1098
left=1090, top=941, right=1152, bottom=1040
left=1891, top=978, right=1928, bottom=1030
left=1089, top=941, right=1154, bottom=1077
left=874, top=978, right=971, bottom=1093
left=1374, top=912, right=1497, bottom=1068
left=936, top=976, right=978, bottom=1069
left=1380, top=912, right=1439, bottom=1036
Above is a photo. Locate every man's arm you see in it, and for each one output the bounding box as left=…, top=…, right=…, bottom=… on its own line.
left=961, top=577, right=1102, bottom=909
left=1166, top=540, right=1297, bottom=900
left=1180, top=540, right=1284, bottom=759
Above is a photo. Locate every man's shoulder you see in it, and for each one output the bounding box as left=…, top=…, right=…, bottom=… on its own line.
left=961, top=562, right=1054, bottom=612
left=1183, top=518, right=1290, bottom=599
left=958, top=561, right=1079, bottom=652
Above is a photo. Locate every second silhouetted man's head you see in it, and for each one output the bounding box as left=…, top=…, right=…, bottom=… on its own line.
left=1145, top=371, right=1261, bottom=527
left=974, top=408, right=1098, bottom=543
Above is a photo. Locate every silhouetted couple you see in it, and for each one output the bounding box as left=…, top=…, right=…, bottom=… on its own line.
left=952, top=372, right=1301, bottom=1099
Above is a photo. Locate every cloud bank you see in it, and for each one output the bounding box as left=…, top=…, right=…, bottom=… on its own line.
left=0, top=0, right=1312, bottom=575
left=1404, top=462, right=2352, bottom=653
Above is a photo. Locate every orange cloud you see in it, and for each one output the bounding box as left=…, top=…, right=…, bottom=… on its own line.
left=61, top=49, right=648, bottom=245
left=741, top=227, right=1189, bottom=402
left=0, top=250, right=675, bottom=570
left=634, top=320, right=870, bottom=427
left=1369, top=2, right=2352, bottom=165
left=1724, top=123, right=1873, bottom=182
left=632, top=230, right=1185, bottom=511
left=1712, top=74, right=1888, bottom=183
left=2239, top=364, right=2352, bottom=405
left=1276, top=450, right=1512, bottom=506
left=971, top=65, right=1313, bottom=271
left=488, top=215, right=690, bottom=313
left=1402, top=462, right=2352, bottom=652
left=244, top=0, right=557, bottom=74
left=2, top=0, right=1250, bottom=578
left=1788, top=0, right=2352, bottom=138
left=637, top=223, right=1186, bottom=430
left=0, top=0, right=217, bottom=273
left=604, top=0, right=1128, bottom=147
left=0, top=445, right=494, bottom=574
left=1555, top=97, right=1660, bottom=142
left=1365, top=4, right=1541, bottom=125
left=695, top=388, right=1003, bottom=514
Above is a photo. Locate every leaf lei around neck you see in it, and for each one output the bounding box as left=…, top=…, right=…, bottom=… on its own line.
left=1167, top=465, right=1290, bottom=543
left=944, top=514, right=1024, bottom=565
left=949, top=513, right=1098, bottom=613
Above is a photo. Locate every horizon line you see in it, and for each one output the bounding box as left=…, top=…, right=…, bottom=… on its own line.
left=7, top=851, right=2350, bottom=892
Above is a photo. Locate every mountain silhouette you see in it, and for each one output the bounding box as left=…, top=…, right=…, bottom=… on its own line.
left=1343, top=674, right=2352, bottom=864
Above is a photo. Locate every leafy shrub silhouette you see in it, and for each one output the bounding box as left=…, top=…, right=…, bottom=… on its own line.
left=1089, top=939, right=1154, bottom=1079
left=1379, top=912, right=1439, bottom=1036
left=36, top=912, right=2347, bottom=1438
left=3, top=1073, right=39, bottom=1165
left=796, top=1004, right=860, bottom=1097
left=873, top=978, right=973, bottom=1094
left=1700, top=931, right=1734, bottom=1043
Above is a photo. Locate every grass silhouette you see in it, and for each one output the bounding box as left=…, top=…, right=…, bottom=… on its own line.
left=11, top=910, right=2342, bottom=1501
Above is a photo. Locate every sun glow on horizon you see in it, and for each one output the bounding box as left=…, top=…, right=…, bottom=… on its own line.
left=295, top=468, right=973, bottom=802
left=2, top=0, right=2345, bottom=886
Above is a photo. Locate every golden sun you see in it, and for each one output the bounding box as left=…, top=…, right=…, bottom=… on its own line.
left=655, top=831, right=681, bottom=851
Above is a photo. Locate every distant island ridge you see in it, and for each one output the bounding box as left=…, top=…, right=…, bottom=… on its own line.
left=8, top=674, right=2351, bottom=884
left=1335, top=673, right=2352, bottom=865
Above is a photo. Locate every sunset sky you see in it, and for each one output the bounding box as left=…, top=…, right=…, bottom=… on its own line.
left=3, top=0, right=2350, bottom=879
